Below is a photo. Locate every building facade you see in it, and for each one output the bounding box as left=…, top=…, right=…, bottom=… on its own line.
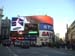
left=66, top=20, right=75, bottom=41
left=0, top=8, right=3, bottom=37
left=65, top=20, right=75, bottom=49
left=1, top=17, right=10, bottom=39
left=25, top=16, right=54, bottom=46
left=10, top=15, right=54, bottom=46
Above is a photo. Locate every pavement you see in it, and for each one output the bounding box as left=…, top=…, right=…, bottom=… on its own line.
left=0, top=45, right=75, bottom=56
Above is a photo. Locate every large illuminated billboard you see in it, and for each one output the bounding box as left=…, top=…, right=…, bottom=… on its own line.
left=39, top=23, right=53, bottom=31
left=25, top=16, right=53, bottom=25
left=24, top=23, right=39, bottom=35
left=10, top=17, right=24, bottom=31
left=10, top=16, right=53, bottom=31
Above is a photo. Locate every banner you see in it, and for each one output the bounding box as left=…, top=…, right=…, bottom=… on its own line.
left=10, top=17, right=24, bottom=31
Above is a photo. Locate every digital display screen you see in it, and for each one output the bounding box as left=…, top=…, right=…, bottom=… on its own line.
left=10, top=17, right=24, bottom=31
left=24, top=23, right=39, bottom=35
left=12, top=17, right=18, bottom=21
left=42, top=32, right=49, bottom=36
left=25, top=24, right=38, bottom=31
left=39, top=23, right=53, bottom=31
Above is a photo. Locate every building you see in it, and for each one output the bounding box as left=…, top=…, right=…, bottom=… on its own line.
left=0, top=8, right=3, bottom=38
left=55, top=33, right=60, bottom=42
left=25, top=16, right=54, bottom=46
left=10, top=15, right=54, bottom=46
left=65, top=20, right=75, bottom=42
left=65, top=20, right=75, bottom=49
left=1, top=17, right=10, bottom=39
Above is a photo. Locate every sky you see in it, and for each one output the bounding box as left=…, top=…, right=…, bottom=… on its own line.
left=0, top=0, right=75, bottom=38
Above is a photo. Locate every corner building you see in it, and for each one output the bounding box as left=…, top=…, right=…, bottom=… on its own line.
left=0, top=8, right=3, bottom=38
left=25, top=15, right=54, bottom=46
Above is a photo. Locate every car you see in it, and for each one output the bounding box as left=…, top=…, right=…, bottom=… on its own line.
left=14, top=40, right=21, bottom=47
left=20, top=41, right=30, bottom=48
left=2, top=39, right=11, bottom=47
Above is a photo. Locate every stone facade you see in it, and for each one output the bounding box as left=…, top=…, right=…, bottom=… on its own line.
left=0, top=8, right=3, bottom=36
left=1, top=17, right=10, bottom=39
left=65, top=20, right=75, bottom=43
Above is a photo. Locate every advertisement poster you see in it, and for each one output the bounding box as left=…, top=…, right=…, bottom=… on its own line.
left=39, top=23, right=53, bottom=31
left=10, top=17, right=24, bottom=31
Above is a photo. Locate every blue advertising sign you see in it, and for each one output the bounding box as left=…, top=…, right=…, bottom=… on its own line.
left=39, top=23, right=53, bottom=31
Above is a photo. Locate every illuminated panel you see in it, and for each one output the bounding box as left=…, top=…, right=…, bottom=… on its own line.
left=28, top=31, right=38, bottom=34
left=10, top=17, right=24, bottom=31
left=26, top=16, right=53, bottom=25
left=39, top=23, right=53, bottom=31
left=42, top=32, right=49, bottom=36
left=24, top=23, right=39, bottom=35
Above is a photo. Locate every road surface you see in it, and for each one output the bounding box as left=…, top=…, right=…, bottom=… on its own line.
left=0, top=46, right=75, bottom=56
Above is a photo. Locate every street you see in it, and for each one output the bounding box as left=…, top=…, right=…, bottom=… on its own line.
left=0, top=45, right=75, bottom=56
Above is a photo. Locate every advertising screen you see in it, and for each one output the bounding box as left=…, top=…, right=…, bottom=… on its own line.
left=10, top=17, right=24, bottom=31
left=26, top=16, right=53, bottom=25
left=39, top=23, right=53, bottom=31
left=24, top=23, right=39, bottom=35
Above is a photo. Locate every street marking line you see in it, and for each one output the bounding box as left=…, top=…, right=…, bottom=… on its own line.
left=7, top=47, right=19, bottom=56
